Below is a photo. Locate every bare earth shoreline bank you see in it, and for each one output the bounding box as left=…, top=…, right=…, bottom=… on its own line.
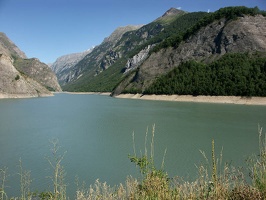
left=1, top=92, right=265, bottom=105
left=114, top=93, right=266, bottom=105
left=0, top=93, right=53, bottom=99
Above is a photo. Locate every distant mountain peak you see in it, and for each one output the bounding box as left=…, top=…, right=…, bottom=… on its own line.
left=162, top=7, right=184, bottom=17
left=103, top=25, right=143, bottom=44
left=0, top=32, right=27, bottom=59
left=156, top=7, right=186, bottom=23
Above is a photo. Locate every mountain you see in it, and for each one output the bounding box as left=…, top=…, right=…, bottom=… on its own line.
left=52, top=25, right=143, bottom=87
left=113, top=7, right=266, bottom=95
left=0, top=32, right=27, bottom=59
left=50, top=50, right=92, bottom=85
left=56, top=6, right=266, bottom=97
left=155, top=7, right=186, bottom=24
left=61, top=8, right=202, bottom=92
left=0, top=32, right=61, bottom=98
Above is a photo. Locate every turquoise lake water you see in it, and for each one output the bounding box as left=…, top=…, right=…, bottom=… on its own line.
left=0, top=93, right=265, bottom=198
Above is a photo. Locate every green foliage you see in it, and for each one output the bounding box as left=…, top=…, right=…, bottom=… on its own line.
left=128, top=125, right=171, bottom=199
left=1, top=127, right=266, bottom=199
left=121, top=87, right=142, bottom=94
left=151, top=12, right=209, bottom=53
left=15, top=75, right=20, bottom=81
left=248, top=127, right=266, bottom=196
left=63, top=58, right=128, bottom=92
left=63, top=12, right=207, bottom=93
left=0, top=167, right=8, bottom=200
left=45, top=86, right=56, bottom=92
left=152, top=6, right=266, bottom=53
left=145, top=52, right=266, bottom=97
left=18, top=159, right=32, bottom=200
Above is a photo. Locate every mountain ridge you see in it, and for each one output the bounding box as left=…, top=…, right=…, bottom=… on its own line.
left=60, top=8, right=201, bottom=92
left=51, top=6, right=266, bottom=97
left=0, top=33, right=61, bottom=98
left=113, top=8, right=266, bottom=95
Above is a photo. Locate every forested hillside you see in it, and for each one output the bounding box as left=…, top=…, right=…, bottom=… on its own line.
left=57, top=6, right=266, bottom=96
left=114, top=6, right=266, bottom=96
left=61, top=10, right=208, bottom=92
left=152, top=6, right=266, bottom=53
left=144, top=52, right=266, bottom=96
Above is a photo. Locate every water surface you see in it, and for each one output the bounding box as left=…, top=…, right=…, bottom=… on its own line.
left=0, top=94, right=265, bottom=197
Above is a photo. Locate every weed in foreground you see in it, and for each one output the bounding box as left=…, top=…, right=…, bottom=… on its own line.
left=1, top=126, right=266, bottom=199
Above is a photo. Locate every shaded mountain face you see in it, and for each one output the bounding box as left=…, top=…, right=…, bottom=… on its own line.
left=52, top=25, right=143, bottom=87
left=61, top=8, right=191, bottom=92
left=0, top=32, right=61, bottom=98
left=50, top=50, right=92, bottom=85
left=56, top=7, right=266, bottom=94
left=113, top=14, right=266, bottom=95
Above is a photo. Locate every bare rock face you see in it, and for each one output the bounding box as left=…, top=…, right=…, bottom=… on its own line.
left=0, top=32, right=61, bottom=98
left=50, top=50, right=91, bottom=85
left=0, top=53, right=52, bottom=98
left=0, top=32, right=27, bottom=59
left=124, top=45, right=154, bottom=73
left=14, top=57, right=62, bottom=92
left=121, top=15, right=266, bottom=92
left=56, top=25, right=143, bottom=85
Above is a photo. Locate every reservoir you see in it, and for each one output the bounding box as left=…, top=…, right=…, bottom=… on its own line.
left=0, top=93, right=266, bottom=198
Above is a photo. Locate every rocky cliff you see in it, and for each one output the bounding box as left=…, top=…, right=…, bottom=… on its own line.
left=113, top=14, right=266, bottom=94
left=0, top=32, right=61, bottom=98
left=53, top=25, right=142, bottom=86
left=50, top=50, right=91, bottom=85
left=61, top=8, right=190, bottom=91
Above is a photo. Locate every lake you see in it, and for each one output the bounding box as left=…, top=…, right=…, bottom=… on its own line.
left=0, top=93, right=266, bottom=198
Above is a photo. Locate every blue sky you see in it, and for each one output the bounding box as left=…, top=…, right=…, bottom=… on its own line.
left=0, top=0, right=265, bottom=64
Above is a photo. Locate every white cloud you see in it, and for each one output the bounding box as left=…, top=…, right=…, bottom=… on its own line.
left=208, top=9, right=210, bottom=13
left=177, top=7, right=182, bottom=10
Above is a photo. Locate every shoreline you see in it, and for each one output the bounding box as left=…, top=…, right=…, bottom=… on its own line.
left=0, top=93, right=53, bottom=99
left=114, top=94, right=266, bottom=105
left=1, top=92, right=265, bottom=105
left=53, top=92, right=112, bottom=96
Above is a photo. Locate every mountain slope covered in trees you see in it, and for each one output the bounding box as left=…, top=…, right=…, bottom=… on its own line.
left=61, top=8, right=207, bottom=92
left=54, top=6, right=266, bottom=97
left=113, top=6, right=266, bottom=96
left=144, top=52, right=266, bottom=96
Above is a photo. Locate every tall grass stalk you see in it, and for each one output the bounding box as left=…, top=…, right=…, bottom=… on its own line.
left=18, top=159, right=32, bottom=200
left=46, top=139, right=67, bottom=200
left=248, top=126, right=266, bottom=198
left=2, top=127, right=266, bottom=199
left=0, top=167, right=8, bottom=200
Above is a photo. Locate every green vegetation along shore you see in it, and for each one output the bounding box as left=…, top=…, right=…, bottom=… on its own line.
left=1, top=126, right=266, bottom=199
left=138, top=52, right=266, bottom=97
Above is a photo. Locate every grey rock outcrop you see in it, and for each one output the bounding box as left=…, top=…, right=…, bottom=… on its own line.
left=14, top=57, right=62, bottom=92
left=50, top=50, right=91, bottom=85
left=114, top=15, right=266, bottom=93
left=0, top=53, right=52, bottom=98
left=0, top=32, right=61, bottom=98
left=124, top=45, right=153, bottom=73
left=0, top=32, right=27, bottom=59
left=58, top=25, right=143, bottom=86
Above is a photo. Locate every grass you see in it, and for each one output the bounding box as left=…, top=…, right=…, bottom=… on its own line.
left=1, top=126, right=266, bottom=199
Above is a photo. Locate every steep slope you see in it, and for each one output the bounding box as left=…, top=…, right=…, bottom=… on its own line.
left=62, top=8, right=205, bottom=92
left=50, top=50, right=91, bottom=85
left=0, top=54, right=53, bottom=98
left=0, top=32, right=61, bottom=98
left=13, top=57, right=62, bottom=92
left=0, top=32, right=27, bottom=59
left=57, top=25, right=142, bottom=87
left=113, top=7, right=266, bottom=95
